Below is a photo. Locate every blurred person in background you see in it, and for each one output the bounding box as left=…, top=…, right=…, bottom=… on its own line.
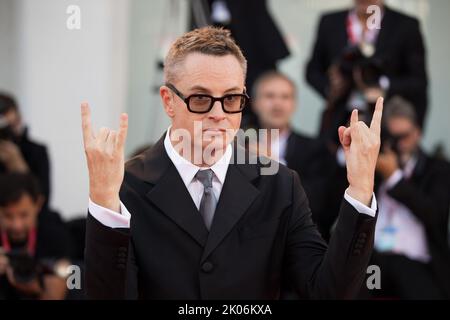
left=0, top=173, right=71, bottom=300
left=371, top=96, right=450, bottom=299
left=251, top=71, right=335, bottom=240
left=306, top=0, right=427, bottom=143
left=0, top=93, right=51, bottom=208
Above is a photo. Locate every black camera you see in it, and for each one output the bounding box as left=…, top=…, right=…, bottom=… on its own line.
left=6, top=249, right=60, bottom=284
left=337, top=45, right=384, bottom=88
left=6, top=250, right=38, bottom=283
left=380, top=127, right=402, bottom=156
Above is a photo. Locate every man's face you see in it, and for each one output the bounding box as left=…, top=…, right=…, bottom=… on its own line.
left=0, top=194, right=41, bottom=243
left=1, top=109, right=22, bottom=137
left=387, top=117, right=421, bottom=157
left=354, top=0, right=383, bottom=16
left=160, top=53, right=244, bottom=162
left=253, top=77, right=296, bottom=130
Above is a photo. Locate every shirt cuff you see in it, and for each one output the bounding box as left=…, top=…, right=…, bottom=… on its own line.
left=384, top=169, right=403, bottom=190
left=344, top=189, right=377, bottom=217
left=88, top=198, right=131, bottom=228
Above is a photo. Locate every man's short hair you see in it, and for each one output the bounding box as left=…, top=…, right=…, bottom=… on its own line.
left=251, top=71, right=297, bottom=98
left=384, top=96, right=418, bottom=126
left=164, top=27, right=247, bottom=84
left=0, top=93, right=18, bottom=115
left=0, top=173, right=42, bottom=207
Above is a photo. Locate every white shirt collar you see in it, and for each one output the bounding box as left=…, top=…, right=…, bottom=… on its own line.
left=163, top=126, right=232, bottom=187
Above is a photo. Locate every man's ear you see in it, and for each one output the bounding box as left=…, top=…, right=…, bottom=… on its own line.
left=160, top=86, right=175, bottom=118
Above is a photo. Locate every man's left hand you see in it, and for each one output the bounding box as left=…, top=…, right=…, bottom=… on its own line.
left=338, top=97, right=383, bottom=206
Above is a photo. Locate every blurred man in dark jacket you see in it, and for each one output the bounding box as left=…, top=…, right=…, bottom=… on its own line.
left=0, top=173, right=71, bottom=300
left=251, top=71, right=335, bottom=239
left=371, top=96, right=450, bottom=299
left=0, top=93, right=51, bottom=207
left=306, top=0, right=427, bottom=142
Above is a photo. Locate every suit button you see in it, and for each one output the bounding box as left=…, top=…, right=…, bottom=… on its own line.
left=353, top=249, right=361, bottom=256
left=201, top=262, right=214, bottom=273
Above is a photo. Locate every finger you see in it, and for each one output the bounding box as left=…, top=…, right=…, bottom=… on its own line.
left=116, top=113, right=128, bottom=151
left=370, top=97, right=384, bottom=135
left=342, top=127, right=352, bottom=147
left=105, top=131, right=117, bottom=155
left=81, top=103, right=95, bottom=145
left=350, top=109, right=359, bottom=126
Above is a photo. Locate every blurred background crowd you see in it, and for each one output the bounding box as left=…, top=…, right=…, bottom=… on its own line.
left=0, top=0, right=449, bottom=299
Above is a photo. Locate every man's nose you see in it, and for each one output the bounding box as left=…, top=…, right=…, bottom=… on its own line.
left=208, top=101, right=226, bottom=120
left=11, top=220, right=25, bottom=233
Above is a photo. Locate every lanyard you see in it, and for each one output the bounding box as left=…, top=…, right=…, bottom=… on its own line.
left=346, top=14, right=358, bottom=45
left=1, top=228, right=37, bottom=256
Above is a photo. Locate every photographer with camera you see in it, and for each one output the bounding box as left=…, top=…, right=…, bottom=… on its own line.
left=306, top=0, right=428, bottom=143
left=0, top=173, right=71, bottom=300
left=0, top=93, right=51, bottom=208
left=371, top=96, right=450, bottom=299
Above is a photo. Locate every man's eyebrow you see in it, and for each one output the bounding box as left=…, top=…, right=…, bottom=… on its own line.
left=187, top=85, right=243, bottom=94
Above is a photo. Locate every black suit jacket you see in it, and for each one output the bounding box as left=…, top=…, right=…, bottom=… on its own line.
left=284, top=131, right=335, bottom=238
left=85, top=135, right=377, bottom=299
left=375, top=150, right=450, bottom=298
left=306, top=6, right=428, bottom=128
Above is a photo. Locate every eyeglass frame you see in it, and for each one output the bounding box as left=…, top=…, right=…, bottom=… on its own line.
left=165, top=83, right=250, bottom=114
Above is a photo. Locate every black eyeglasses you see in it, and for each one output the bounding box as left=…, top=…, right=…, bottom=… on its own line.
left=165, top=83, right=249, bottom=114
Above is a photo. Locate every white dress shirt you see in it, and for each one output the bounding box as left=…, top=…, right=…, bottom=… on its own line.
left=89, top=128, right=377, bottom=229
left=269, top=129, right=290, bottom=166
left=375, top=157, right=431, bottom=263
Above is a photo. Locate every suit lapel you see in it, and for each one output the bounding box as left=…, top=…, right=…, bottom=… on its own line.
left=139, top=136, right=260, bottom=256
left=140, top=134, right=209, bottom=247
left=375, top=7, right=394, bottom=54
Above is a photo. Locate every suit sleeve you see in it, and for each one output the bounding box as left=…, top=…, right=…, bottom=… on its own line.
left=84, top=182, right=138, bottom=299
left=285, top=171, right=377, bottom=299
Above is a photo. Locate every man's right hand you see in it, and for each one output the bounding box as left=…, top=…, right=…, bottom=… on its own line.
left=81, top=103, right=128, bottom=212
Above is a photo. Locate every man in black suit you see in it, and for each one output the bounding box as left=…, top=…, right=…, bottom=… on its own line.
left=0, top=173, right=71, bottom=300
left=251, top=71, right=335, bottom=240
left=371, top=96, right=450, bottom=299
left=306, top=0, right=427, bottom=141
left=81, top=27, right=383, bottom=299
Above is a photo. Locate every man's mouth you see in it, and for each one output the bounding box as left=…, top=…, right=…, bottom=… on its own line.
left=203, top=128, right=227, bottom=134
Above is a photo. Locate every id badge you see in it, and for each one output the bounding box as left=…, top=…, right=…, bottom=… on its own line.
left=376, top=225, right=397, bottom=252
